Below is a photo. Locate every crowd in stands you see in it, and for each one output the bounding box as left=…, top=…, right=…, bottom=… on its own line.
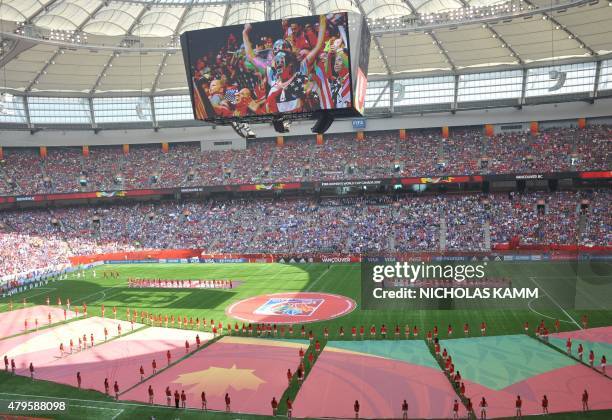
left=489, top=191, right=581, bottom=245
left=0, top=190, right=609, bottom=279
left=0, top=125, right=609, bottom=196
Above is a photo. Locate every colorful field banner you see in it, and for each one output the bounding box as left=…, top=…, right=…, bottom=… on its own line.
left=399, top=129, right=406, bottom=140
left=122, top=144, right=129, bottom=155
left=356, top=131, right=365, bottom=141
left=276, top=136, right=284, bottom=146
left=441, top=126, right=449, bottom=139
left=82, top=145, right=89, bottom=157
left=316, top=134, right=324, bottom=145
left=0, top=146, right=3, bottom=160
left=484, top=124, right=494, bottom=137
left=578, top=118, right=586, bottom=129
left=39, top=146, right=47, bottom=159
left=162, top=142, right=169, bottom=153
left=530, top=121, right=539, bottom=135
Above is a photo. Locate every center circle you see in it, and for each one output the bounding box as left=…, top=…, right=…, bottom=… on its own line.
left=226, top=292, right=357, bottom=324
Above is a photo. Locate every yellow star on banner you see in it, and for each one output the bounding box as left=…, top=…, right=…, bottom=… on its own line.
left=174, top=364, right=266, bottom=396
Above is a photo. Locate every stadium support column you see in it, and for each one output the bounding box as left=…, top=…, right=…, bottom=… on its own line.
left=23, top=96, right=32, bottom=130
left=88, top=97, right=96, bottom=130
left=452, top=74, right=459, bottom=114
left=150, top=95, right=158, bottom=130
left=265, top=0, right=272, bottom=21
left=592, top=60, right=602, bottom=103
left=441, top=126, right=449, bottom=139
left=389, top=79, right=394, bottom=113
left=519, top=68, right=527, bottom=109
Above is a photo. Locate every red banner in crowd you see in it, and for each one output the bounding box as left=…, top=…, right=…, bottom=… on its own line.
left=579, top=171, right=612, bottom=179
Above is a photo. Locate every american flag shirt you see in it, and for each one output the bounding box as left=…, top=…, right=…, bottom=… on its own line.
left=224, top=88, right=239, bottom=104
left=269, top=61, right=308, bottom=113
left=330, top=74, right=351, bottom=108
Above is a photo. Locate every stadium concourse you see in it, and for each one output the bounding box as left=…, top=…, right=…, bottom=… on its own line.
left=0, top=126, right=610, bottom=194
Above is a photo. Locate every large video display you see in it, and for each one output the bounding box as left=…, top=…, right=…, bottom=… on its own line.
left=181, top=13, right=362, bottom=122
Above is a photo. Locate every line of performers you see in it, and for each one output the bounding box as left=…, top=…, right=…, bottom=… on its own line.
left=127, top=278, right=233, bottom=289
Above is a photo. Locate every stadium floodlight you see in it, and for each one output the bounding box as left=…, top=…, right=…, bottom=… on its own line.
left=548, top=70, right=567, bottom=92
left=231, top=121, right=256, bottom=139
left=311, top=112, right=335, bottom=134
left=272, top=116, right=290, bottom=133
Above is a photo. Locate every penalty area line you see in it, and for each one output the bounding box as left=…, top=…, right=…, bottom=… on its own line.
left=527, top=298, right=574, bottom=324
left=529, top=277, right=582, bottom=330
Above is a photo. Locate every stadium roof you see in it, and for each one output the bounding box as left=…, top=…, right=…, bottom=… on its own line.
left=0, top=0, right=610, bottom=95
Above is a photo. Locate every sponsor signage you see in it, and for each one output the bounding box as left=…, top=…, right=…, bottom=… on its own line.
left=352, top=118, right=366, bottom=129
left=321, top=179, right=382, bottom=187
left=0, top=171, right=605, bottom=206
left=200, top=258, right=247, bottom=263
left=180, top=187, right=205, bottom=193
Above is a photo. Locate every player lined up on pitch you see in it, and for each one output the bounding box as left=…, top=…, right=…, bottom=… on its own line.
left=127, top=278, right=233, bottom=289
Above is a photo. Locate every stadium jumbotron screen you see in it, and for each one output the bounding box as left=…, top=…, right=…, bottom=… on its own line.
left=180, top=12, right=369, bottom=124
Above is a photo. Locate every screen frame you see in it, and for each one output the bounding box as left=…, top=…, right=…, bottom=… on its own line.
left=180, top=12, right=365, bottom=125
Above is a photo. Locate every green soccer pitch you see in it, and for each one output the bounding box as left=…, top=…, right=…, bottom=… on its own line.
left=2, top=262, right=611, bottom=337
left=1, top=261, right=611, bottom=420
